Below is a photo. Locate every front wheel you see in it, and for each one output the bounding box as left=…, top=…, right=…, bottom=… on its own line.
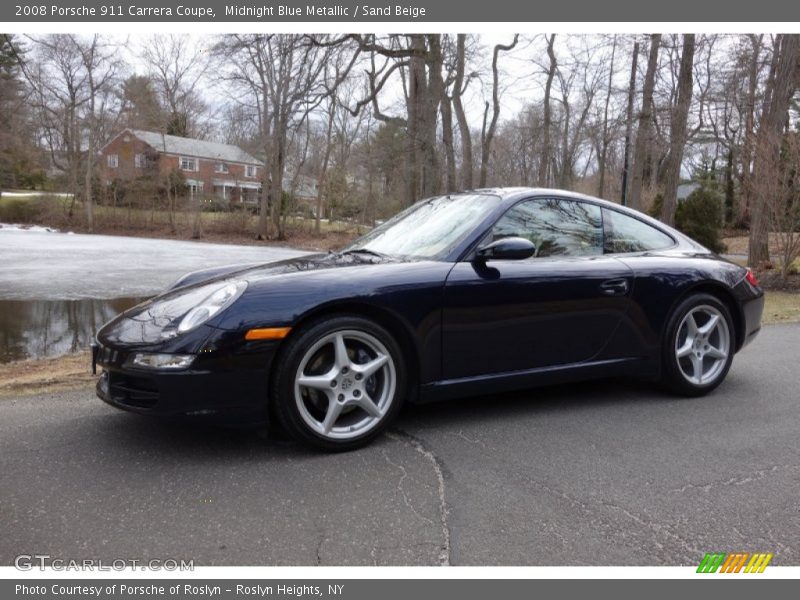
left=661, top=293, right=735, bottom=396
left=271, top=316, right=407, bottom=451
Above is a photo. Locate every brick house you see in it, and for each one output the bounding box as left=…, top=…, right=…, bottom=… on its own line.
left=100, top=129, right=263, bottom=203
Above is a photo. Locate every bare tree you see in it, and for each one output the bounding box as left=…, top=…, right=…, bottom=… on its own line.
left=748, top=34, right=800, bottom=267
left=140, top=35, right=210, bottom=137
left=479, top=34, right=519, bottom=187
left=21, top=34, right=119, bottom=230
left=738, top=34, right=765, bottom=226
left=216, top=34, right=356, bottom=239
left=628, top=34, right=661, bottom=212
left=537, top=34, right=557, bottom=187
left=346, top=34, right=453, bottom=204
left=597, top=35, right=618, bottom=199
left=620, top=40, right=640, bottom=206
left=554, top=37, right=603, bottom=188
left=660, top=34, right=696, bottom=226
left=452, top=34, right=475, bottom=189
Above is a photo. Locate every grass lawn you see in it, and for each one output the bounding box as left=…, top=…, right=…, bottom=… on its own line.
left=762, top=291, right=800, bottom=325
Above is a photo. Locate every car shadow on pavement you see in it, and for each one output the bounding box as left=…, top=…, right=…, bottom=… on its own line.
left=85, top=376, right=710, bottom=459
left=398, top=377, right=686, bottom=428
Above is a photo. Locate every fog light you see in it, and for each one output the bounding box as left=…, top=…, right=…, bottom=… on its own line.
left=128, top=353, right=195, bottom=370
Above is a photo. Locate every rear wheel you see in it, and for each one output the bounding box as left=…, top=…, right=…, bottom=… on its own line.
left=661, top=293, right=734, bottom=396
left=271, top=316, right=407, bottom=451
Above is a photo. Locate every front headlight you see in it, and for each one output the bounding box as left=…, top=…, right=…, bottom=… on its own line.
left=157, top=280, right=247, bottom=339
left=176, top=281, right=247, bottom=334
left=103, top=279, right=249, bottom=345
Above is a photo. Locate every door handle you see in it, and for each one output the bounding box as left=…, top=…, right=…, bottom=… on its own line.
left=600, top=278, right=629, bottom=296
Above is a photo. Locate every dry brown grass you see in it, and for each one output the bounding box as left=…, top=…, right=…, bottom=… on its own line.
left=0, top=351, right=94, bottom=398
left=722, top=232, right=797, bottom=257
left=762, top=291, right=800, bottom=325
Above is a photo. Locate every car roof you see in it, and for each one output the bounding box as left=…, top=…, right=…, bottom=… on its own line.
left=458, top=187, right=686, bottom=240
left=467, top=186, right=627, bottom=207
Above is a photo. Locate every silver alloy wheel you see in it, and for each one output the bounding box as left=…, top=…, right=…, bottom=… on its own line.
left=675, top=304, right=730, bottom=386
left=293, top=329, right=397, bottom=440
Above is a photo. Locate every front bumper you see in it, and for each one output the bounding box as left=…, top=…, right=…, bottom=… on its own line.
left=93, top=342, right=279, bottom=425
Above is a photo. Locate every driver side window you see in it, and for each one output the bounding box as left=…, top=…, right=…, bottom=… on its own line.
left=490, top=198, right=603, bottom=258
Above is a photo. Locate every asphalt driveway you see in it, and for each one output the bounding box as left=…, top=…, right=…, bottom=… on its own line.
left=1, top=324, right=798, bottom=566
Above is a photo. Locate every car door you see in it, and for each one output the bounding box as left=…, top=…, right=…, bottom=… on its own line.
left=442, top=197, right=635, bottom=380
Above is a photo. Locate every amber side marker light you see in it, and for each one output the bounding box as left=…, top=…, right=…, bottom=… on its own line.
left=245, top=327, right=292, bottom=341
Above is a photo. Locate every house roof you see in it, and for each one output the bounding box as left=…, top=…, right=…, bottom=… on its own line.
left=677, top=182, right=700, bottom=200
left=286, top=174, right=319, bottom=199
left=128, top=129, right=263, bottom=166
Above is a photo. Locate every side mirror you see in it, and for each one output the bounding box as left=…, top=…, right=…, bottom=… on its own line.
left=475, top=237, right=536, bottom=261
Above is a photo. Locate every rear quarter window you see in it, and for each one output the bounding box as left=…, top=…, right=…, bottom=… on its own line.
left=603, top=208, right=675, bottom=253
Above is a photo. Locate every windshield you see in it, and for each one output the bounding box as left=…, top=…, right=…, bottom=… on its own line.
left=345, top=194, right=501, bottom=260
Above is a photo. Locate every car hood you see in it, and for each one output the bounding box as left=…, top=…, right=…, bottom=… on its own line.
left=98, top=251, right=409, bottom=347
left=170, top=251, right=402, bottom=290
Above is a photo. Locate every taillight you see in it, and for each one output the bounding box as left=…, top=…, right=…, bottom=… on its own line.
left=745, top=268, right=760, bottom=287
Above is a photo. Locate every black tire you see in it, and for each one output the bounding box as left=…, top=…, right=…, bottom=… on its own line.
left=271, top=315, right=407, bottom=451
left=661, top=293, right=735, bottom=397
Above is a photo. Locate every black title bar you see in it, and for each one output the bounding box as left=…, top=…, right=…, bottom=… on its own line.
left=5, top=0, right=800, bottom=22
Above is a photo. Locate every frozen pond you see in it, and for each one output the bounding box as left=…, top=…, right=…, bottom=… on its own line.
left=0, top=226, right=308, bottom=301
left=0, top=226, right=309, bottom=361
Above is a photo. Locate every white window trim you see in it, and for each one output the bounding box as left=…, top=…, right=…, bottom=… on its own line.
left=245, top=165, right=257, bottom=178
left=180, top=157, right=198, bottom=172
left=134, top=153, right=146, bottom=169
left=215, top=163, right=229, bottom=174
left=107, top=154, right=118, bottom=168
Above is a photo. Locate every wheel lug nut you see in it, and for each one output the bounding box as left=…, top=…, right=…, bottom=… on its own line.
left=341, top=367, right=349, bottom=375
left=330, top=380, right=337, bottom=387
left=353, top=390, right=361, bottom=397
left=337, top=394, right=344, bottom=401
left=354, top=373, right=362, bottom=380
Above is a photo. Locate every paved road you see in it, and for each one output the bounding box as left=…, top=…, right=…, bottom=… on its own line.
left=1, top=324, right=798, bottom=566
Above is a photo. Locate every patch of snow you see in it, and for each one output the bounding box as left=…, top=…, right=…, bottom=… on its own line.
left=0, top=223, right=60, bottom=233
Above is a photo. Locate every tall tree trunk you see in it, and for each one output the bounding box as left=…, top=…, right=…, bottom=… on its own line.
left=661, top=34, right=696, bottom=226
left=537, top=34, right=557, bottom=187
left=598, top=35, right=617, bottom=199
left=452, top=34, right=473, bottom=189
left=558, top=100, right=572, bottom=188
left=441, top=95, right=456, bottom=191
left=737, top=34, right=763, bottom=226
left=315, top=99, right=336, bottom=234
left=621, top=41, right=640, bottom=206
left=270, top=145, right=286, bottom=240
left=480, top=35, right=519, bottom=187
left=724, top=147, right=735, bottom=224
left=422, top=34, right=444, bottom=197
left=84, top=132, right=94, bottom=232
left=748, top=34, right=800, bottom=267
left=628, top=34, right=661, bottom=212
left=257, top=132, right=271, bottom=240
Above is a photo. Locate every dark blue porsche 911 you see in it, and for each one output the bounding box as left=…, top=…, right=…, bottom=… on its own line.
left=93, top=188, right=764, bottom=450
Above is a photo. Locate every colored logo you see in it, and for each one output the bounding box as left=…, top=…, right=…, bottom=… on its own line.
left=697, top=552, right=773, bottom=573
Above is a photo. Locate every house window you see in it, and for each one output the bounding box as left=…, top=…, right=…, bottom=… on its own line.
left=134, top=154, right=147, bottom=169
left=214, top=163, right=229, bottom=174
left=107, top=154, right=118, bottom=168
left=245, top=165, right=257, bottom=178
left=180, top=157, right=197, bottom=172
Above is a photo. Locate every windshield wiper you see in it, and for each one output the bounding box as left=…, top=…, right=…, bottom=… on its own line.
left=338, top=248, right=391, bottom=259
